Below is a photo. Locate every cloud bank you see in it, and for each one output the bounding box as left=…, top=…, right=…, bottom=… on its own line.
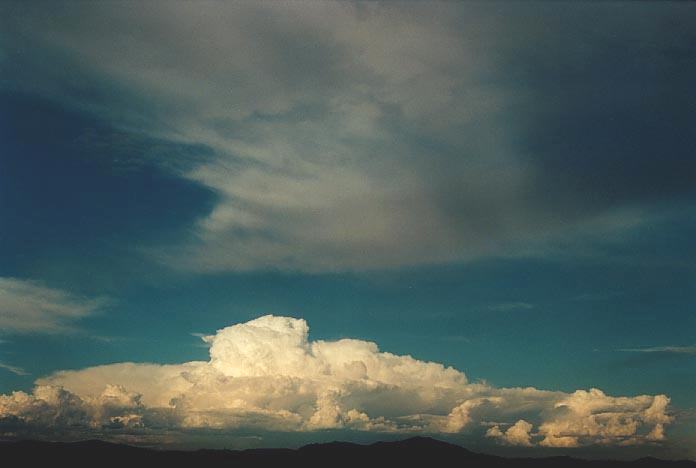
left=0, top=316, right=672, bottom=447
left=0, top=277, right=103, bottom=334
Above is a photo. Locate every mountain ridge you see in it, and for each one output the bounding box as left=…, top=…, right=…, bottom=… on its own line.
left=1, top=436, right=693, bottom=467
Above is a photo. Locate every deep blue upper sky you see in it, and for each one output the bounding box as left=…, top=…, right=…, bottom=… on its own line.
left=0, top=0, right=694, bottom=458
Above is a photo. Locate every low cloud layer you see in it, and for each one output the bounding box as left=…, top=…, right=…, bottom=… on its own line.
left=0, top=316, right=672, bottom=447
left=0, top=277, right=103, bottom=334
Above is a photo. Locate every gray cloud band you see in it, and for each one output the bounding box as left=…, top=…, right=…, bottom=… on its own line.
left=1, top=1, right=694, bottom=273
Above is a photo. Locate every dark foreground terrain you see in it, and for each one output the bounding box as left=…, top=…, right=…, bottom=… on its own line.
left=1, top=437, right=693, bottom=468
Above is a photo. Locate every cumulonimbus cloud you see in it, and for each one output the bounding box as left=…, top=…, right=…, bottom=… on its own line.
left=0, top=315, right=672, bottom=447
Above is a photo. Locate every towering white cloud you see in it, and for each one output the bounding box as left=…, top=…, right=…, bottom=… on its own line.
left=0, top=316, right=672, bottom=447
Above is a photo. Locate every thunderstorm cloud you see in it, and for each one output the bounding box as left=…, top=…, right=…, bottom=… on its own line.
left=0, top=316, right=672, bottom=447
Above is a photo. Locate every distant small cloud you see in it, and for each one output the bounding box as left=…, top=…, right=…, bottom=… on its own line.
left=620, top=345, right=696, bottom=355
left=487, top=302, right=535, bottom=312
left=0, top=362, right=29, bottom=376
left=87, top=335, right=123, bottom=343
left=0, top=277, right=105, bottom=334
left=441, top=335, right=471, bottom=343
left=487, top=419, right=534, bottom=447
left=191, top=332, right=213, bottom=348
left=572, top=292, right=624, bottom=302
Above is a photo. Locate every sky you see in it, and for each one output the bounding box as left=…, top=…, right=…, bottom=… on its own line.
left=0, top=0, right=695, bottom=459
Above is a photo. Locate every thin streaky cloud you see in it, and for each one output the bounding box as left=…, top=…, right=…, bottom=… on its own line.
left=487, top=302, right=535, bottom=312
left=0, top=277, right=105, bottom=334
left=620, top=346, right=696, bottom=355
left=0, top=362, right=29, bottom=376
left=572, top=291, right=624, bottom=302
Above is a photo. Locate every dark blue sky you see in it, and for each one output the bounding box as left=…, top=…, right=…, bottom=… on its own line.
left=0, top=0, right=694, bottom=458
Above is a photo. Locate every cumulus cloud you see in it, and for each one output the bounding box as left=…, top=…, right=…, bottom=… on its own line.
left=538, top=389, right=673, bottom=448
left=0, top=277, right=104, bottom=334
left=486, top=419, right=533, bottom=447
left=0, top=315, right=672, bottom=447
left=2, top=2, right=694, bottom=272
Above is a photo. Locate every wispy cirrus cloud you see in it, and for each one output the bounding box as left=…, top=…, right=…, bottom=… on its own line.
left=0, top=362, right=29, bottom=376
left=620, top=346, right=696, bottom=355
left=487, top=302, right=535, bottom=312
left=0, top=277, right=104, bottom=334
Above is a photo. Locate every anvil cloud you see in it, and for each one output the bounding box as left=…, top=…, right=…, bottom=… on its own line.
left=2, top=1, right=694, bottom=272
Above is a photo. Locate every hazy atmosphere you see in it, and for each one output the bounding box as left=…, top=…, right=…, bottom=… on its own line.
left=1, top=1, right=694, bottom=461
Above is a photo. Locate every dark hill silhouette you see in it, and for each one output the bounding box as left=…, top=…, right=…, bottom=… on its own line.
left=1, top=436, right=694, bottom=468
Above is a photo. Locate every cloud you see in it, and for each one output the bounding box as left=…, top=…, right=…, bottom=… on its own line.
left=620, top=346, right=696, bottom=355
left=538, top=390, right=672, bottom=448
left=487, top=302, right=535, bottom=312
left=0, top=315, right=672, bottom=446
left=0, top=277, right=104, bottom=334
left=0, top=362, right=28, bottom=376
left=1, top=2, right=694, bottom=272
left=486, top=419, right=533, bottom=447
